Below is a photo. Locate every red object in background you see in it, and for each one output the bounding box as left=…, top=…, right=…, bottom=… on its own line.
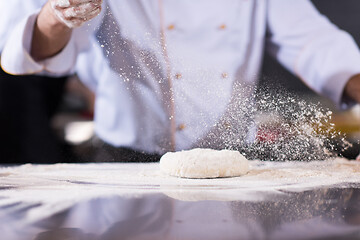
left=256, top=127, right=283, bottom=143
left=80, top=111, right=94, bottom=119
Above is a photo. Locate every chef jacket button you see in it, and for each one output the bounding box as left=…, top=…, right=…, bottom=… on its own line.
left=167, top=24, right=175, bottom=30
left=177, top=124, right=186, bottom=131
left=221, top=72, right=228, bottom=79
left=175, top=73, right=182, bottom=79
left=223, top=122, right=231, bottom=129
left=219, top=24, right=227, bottom=30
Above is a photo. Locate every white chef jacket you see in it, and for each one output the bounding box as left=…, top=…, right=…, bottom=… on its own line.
left=0, top=1, right=47, bottom=52
left=2, top=0, right=360, bottom=154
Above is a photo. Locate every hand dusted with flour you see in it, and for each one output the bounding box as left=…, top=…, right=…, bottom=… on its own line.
left=50, top=0, right=102, bottom=28
left=160, top=148, right=249, bottom=179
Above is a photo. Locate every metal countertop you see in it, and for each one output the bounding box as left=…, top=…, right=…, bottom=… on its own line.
left=1, top=160, right=359, bottom=240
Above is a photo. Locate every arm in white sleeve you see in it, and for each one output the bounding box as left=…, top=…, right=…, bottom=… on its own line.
left=1, top=5, right=104, bottom=77
left=0, top=0, right=47, bottom=51
left=266, top=0, right=360, bottom=109
left=1, top=12, right=78, bottom=76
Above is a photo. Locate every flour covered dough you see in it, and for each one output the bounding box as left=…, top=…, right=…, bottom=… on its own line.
left=160, top=148, right=249, bottom=178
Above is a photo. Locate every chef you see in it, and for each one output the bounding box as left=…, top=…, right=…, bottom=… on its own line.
left=2, top=0, right=360, bottom=161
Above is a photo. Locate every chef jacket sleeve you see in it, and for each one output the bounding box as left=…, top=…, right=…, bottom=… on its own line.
left=266, top=0, right=360, bottom=109
left=0, top=0, right=47, bottom=52
left=1, top=9, right=101, bottom=77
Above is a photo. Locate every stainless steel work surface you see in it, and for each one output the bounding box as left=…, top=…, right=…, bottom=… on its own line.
left=1, top=159, right=360, bottom=240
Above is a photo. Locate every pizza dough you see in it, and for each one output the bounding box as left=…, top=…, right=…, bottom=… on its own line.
left=160, top=148, right=249, bottom=179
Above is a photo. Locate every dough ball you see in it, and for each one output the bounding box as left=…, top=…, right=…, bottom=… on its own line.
left=160, top=148, right=249, bottom=179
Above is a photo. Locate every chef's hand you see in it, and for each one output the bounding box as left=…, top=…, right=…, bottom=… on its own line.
left=344, top=75, right=360, bottom=162
left=50, top=0, right=102, bottom=28
left=344, top=74, right=360, bottom=104
left=31, top=0, right=102, bottom=61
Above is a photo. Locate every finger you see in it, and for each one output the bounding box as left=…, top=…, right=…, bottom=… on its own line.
left=68, top=0, right=102, bottom=5
left=52, top=0, right=71, bottom=8
left=62, top=3, right=100, bottom=19
left=62, top=6, right=101, bottom=27
left=52, top=0, right=102, bottom=8
left=63, top=19, right=85, bottom=28
left=70, top=6, right=101, bottom=21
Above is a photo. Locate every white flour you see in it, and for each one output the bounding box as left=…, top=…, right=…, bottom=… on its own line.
left=0, top=159, right=359, bottom=225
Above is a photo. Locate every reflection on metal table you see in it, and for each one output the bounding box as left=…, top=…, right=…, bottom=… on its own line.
left=0, top=159, right=360, bottom=240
